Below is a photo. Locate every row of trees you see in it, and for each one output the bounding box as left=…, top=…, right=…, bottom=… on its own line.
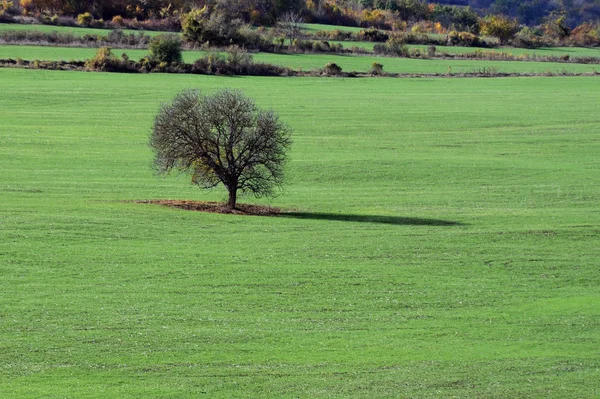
left=3, top=0, right=303, bottom=24
left=3, top=0, right=598, bottom=29
left=364, top=0, right=600, bottom=27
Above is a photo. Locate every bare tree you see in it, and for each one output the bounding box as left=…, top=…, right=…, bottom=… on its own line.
left=150, top=89, right=292, bottom=210
left=277, top=11, right=305, bottom=46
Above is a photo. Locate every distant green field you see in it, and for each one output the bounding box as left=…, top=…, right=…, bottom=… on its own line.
left=300, top=23, right=365, bottom=33
left=2, top=44, right=599, bottom=74
left=1, top=68, right=599, bottom=397
left=0, top=22, right=166, bottom=36
left=330, top=40, right=600, bottom=57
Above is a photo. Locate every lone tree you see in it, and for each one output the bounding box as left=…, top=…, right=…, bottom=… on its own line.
left=150, top=89, right=292, bottom=210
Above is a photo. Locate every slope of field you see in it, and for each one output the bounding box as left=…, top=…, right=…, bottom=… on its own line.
left=2, top=44, right=599, bottom=74
left=1, top=69, right=599, bottom=398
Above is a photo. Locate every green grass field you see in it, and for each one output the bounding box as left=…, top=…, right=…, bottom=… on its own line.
left=1, top=68, right=599, bottom=397
left=299, top=22, right=365, bottom=33
left=2, top=44, right=599, bottom=74
left=331, top=40, right=600, bottom=57
left=0, top=22, right=166, bottom=36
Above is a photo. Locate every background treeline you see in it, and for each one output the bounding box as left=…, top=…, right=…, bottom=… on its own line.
left=1, top=1, right=599, bottom=49
left=0, top=0, right=598, bottom=48
left=1, top=0, right=599, bottom=28
left=367, top=0, right=600, bottom=27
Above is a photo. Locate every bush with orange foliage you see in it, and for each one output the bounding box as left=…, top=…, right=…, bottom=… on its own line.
left=569, top=22, right=600, bottom=46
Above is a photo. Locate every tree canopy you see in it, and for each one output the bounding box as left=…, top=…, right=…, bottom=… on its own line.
left=150, top=89, right=292, bottom=209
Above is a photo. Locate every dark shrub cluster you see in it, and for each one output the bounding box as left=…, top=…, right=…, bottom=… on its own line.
left=294, top=40, right=345, bottom=54
left=84, top=47, right=138, bottom=72
left=369, top=62, right=385, bottom=75
left=373, top=38, right=410, bottom=57
left=311, top=29, right=355, bottom=41
left=149, top=34, right=182, bottom=64
left=305, top=28, right=389, bottom=43
left=512, top=27, right=557, bottom=48
left=323, top=62, right=343, bottom=75
left=0, top=58, right=85, bottom=70
left=357, top=29, right=389, bottom=42
left=0, top=29, right=151, bottom=48
left=446, top=31, right=488, bottom=47
left=80, top=46, right=293, bottom=76
left=181, top=8, right=272, bottom=51
left=389, top=32, right=444, bottom=46
left=4, top=12, right=180, bottom=32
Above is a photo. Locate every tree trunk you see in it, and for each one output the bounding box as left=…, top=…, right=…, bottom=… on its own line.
left=227, top=188, right=237, bottom=210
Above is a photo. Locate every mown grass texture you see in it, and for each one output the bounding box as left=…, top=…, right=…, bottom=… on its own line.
left=0, top=69, right=599, bottom=397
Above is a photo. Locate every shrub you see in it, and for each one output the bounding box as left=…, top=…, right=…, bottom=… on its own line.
left=0, top=0, right=17, bottom=18
left=312, top=40, right=330, bottom=52
left=189, top=52, right=290, bottom=76
left=112, top=15, right=124, bottom=26
left=374, top=37, right=409, bottom=57
left=181, top=8, right=208, bottom=44
left=0, top=29, right=79, bottom=45
left=480, top=15, right=520, bottom=45
left=84, top=47, right=136, bottom=72
left=313, top=29, right=354, bottom=41
left=446, top=31, right=481, bottom=47
left=55, top=16, right=77, bottom=27
left=236, top=25, right=273, bottom=51
left=410, top=48, right=423, bottom=58
left=358, top=29, right=388, bottom=42
left=149, top=34, right=182, bottom=64
left=569, top=22, right=600, bottom=47
left=139, top=17, right=181, bottom=32
left=181, top=7, right=266, bottom=50
left=77, top=12, right=93, bottom=27
left=428, top=45, right=437, bottom=57
left=19, top=0, right=33, bottom=15
left=323, top=62, right=342, bottom=75
left=512, top=27, right=549, bottom=48
left=85, top=47, right=116, bottom=71
left=225, top=45, right=253, bottom=73
left=369, top=62, right=384, bottom=75
left=0, top=29, right=151, bottom=48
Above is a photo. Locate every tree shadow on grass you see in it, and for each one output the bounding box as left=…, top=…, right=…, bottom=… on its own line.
left=278, top=212, right=464, bottom=226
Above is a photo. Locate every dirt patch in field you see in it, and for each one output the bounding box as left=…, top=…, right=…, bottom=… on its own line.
left=135, top=200, right=282, bottom=216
